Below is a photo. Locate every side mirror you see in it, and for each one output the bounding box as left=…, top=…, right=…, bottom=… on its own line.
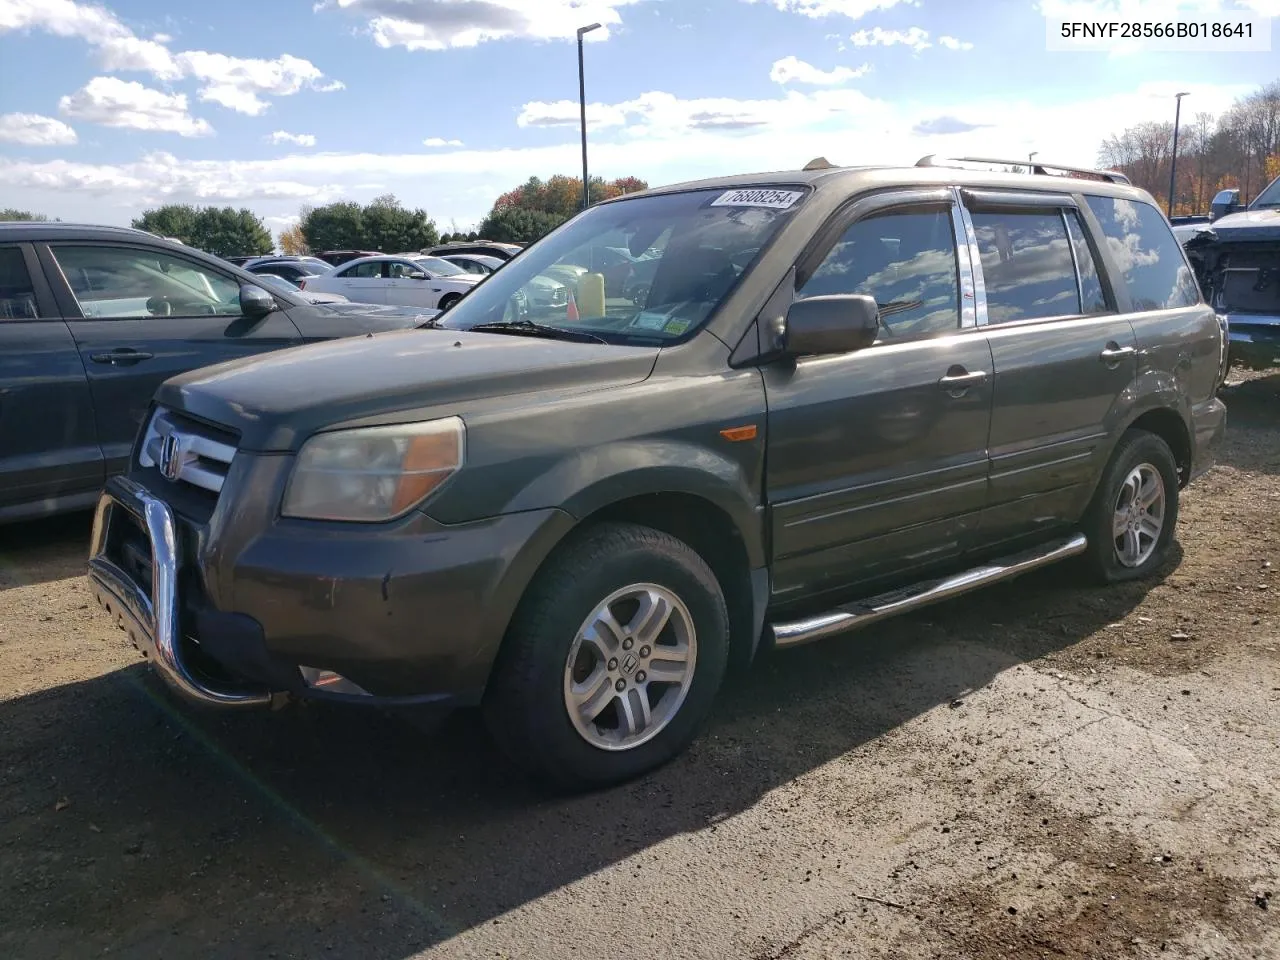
left=782, top=294, right=879, bottom=357
left=240, top=284, right=276, bottom=319
left=1209, top=188, right=1241, bottom=221
left=406, top=270, right=428, bottom=280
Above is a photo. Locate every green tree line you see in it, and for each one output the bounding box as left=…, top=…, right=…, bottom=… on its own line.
left=132, top=205, right=273, bottom=258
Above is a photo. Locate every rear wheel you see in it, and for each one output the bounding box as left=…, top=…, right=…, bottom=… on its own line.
left=437, top=293, right=462, bottom=311
left=483, top=522, right=729, bottom=790
left=1081, top=429, right=1180, bottom=583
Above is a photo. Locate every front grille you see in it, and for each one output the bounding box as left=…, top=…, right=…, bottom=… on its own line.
left=138, top=408, right=239, bottom=498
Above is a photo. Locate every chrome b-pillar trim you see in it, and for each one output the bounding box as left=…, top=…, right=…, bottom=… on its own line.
left=88, top=476, right=271, bottom=707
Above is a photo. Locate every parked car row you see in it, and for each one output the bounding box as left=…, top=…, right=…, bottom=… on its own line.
left=0, top=223, right=437, bottom=522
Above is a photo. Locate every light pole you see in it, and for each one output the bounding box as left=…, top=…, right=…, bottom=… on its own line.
left=577, top=22, right=602, bottom=212
left=1168, top=91, right=1189, bottom=217
left=1028, top=150, right=1038, bottom=172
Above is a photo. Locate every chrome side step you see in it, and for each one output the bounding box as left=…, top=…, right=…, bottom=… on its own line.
left=768, top=533, right=1088, bottom=649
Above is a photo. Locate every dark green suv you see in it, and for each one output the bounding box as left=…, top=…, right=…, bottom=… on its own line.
left=87, top=158, right=1228, bottom=789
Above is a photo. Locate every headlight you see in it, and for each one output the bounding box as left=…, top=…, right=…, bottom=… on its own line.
left=282, top=417, right=464, bottom=522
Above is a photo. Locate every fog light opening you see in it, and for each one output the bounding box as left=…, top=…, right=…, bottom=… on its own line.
left=298, top=666, right=372, bottom=697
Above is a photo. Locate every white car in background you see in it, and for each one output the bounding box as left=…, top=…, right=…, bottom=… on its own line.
left=302, top=254, right=482, bottom=310
left=439, top=252, right=571, bottom=309
left=254, top=272, right=350, bottom=305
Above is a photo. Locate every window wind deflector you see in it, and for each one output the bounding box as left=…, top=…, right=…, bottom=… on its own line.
left=960, top=189, right=1079, bottom=212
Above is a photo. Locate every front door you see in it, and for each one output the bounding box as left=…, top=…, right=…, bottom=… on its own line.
left=383, top=259, right=438, bottom=308
left=959, top=191, right=1139, bottom=550
left=765, top=190, right=995, bottom=606
left=0, top=242, right=103, bottom=516
left=40, top=242, right=303, bottom=475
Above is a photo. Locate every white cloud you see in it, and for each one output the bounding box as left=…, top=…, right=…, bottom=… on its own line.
left=424, top=137, right=464, bottom=147
left=1037, top=0, right=1266, bottom=14
left=748, top=0, right=916, bottom=17
left=58, top=77, right=213, bottom=137
left=849, top=25, right=932, bottom=51
left=938, top=35, right=974, bottom=50
left=517, top=88, right=889, bottom=137
left=770, top=55, right=870, bottom=85
left=0, top=113, right=78, bottom=146
left=268, top=131, right=317, bottom=147
left=176, top=51, right=337, bottom=115
left=0, top=0, right=342, bottom=113
left=1, top=80, right=1256, bottom=227
left=319, top=0, right=650, bottom=50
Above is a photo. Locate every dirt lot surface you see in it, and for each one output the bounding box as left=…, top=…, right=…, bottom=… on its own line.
left=2, top=373, right=1278, bottom=960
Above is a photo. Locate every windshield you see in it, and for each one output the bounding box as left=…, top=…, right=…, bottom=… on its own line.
left=413, top=256, right=467, bottom=277
left=437, top=186, right=807, bottom=344
left=1252, top=174, right=1280, bottom=209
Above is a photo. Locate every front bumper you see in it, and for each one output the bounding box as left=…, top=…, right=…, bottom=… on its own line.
left=88, top=473, right=574, bottom=709
left=89, top=477, right=272, bottom=706
left=1226, top=314, right=1280, bottom=370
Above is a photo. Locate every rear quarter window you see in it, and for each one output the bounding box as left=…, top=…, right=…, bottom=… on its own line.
left=1084, top=195, right=1200, bottom=311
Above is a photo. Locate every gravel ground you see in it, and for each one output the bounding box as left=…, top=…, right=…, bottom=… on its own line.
left=1, top=371, right=1277, bottom=960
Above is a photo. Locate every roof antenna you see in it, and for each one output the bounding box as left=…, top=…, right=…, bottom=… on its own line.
left=803, top=157, right=835, bottom=171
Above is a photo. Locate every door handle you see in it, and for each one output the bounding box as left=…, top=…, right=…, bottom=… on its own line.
left=90, top=350, right=154, bottom=366
left=938, top=370, right=988, bottom=390
left=1099, top=344, right=1136, bottom=363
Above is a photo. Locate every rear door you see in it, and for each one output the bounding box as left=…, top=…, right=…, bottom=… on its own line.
left=960, top=188, right=1137, bottom=550
left=39, top=242, right=302, bottom=476
left=0, top=242, right=103, bottom=518
left=329, top=260, right=389, bottom=303
left=765, top=188, right=995, bottom=604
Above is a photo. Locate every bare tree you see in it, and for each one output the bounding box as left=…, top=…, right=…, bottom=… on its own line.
left=1098, top=78, right=1280, bottom=211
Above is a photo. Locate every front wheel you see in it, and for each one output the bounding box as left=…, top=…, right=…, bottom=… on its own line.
left=437, top=293, right=462, bottom=312
left=483, top=522, right=730, bottom=791
left=1081, top=429, right=1180, bottom=583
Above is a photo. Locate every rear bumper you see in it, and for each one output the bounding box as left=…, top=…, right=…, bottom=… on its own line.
left=87, top=473, right=575, bottom=710
left=1226, top=314, right=1280, bottom=370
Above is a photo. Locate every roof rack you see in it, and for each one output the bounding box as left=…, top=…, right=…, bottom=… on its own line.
left=915, top=154, right=1131, bottom=185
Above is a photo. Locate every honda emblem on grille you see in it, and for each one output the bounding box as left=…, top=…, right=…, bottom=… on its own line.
left=159, top=433, right=183, bottom=481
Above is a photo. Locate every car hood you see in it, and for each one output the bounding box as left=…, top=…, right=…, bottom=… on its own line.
left=156, top=328, right=659, bottom=451
left=438, top=273, right=482, bottom=284
left=1203, top=207, right=1280, bottom=243
left=285, top=300, right=438, bottom=337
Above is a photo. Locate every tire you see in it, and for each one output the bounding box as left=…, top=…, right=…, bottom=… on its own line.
left=1080, top=429, right=1180, bottom=584
left=483, top=522, right=730, bottom=791
left=437, top=293, right=461, bottom=311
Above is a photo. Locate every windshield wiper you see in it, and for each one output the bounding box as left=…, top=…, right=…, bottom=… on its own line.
left=468, top=319, right=607, bottom=344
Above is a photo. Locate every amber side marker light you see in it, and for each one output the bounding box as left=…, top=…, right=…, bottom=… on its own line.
left=720, top=425, right=758, bottom=442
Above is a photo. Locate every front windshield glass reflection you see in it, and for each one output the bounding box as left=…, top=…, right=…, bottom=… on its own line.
left=437, top=187, right=808, bottom=344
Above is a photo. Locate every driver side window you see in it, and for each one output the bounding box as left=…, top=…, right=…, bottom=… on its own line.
left=51, top=245, right=243, bottom=320
left=799, top=207, right=961, bottom=338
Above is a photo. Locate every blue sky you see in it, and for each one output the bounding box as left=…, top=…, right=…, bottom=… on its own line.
left=0, top=0, right=1275, bottom=241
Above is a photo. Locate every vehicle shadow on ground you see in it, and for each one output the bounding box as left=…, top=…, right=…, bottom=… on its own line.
left=1217, top=373, right=1280, bottom=476
left=0, top=551, right=1175, bottom=960
left=0, top=511, right=92, bottom=590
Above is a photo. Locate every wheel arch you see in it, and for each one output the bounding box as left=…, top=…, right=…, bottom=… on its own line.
left=1123, top=405, right=1193, bottom=487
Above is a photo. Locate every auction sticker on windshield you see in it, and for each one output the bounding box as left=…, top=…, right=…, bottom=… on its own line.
left=710, top=188, right=804, bottom=209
